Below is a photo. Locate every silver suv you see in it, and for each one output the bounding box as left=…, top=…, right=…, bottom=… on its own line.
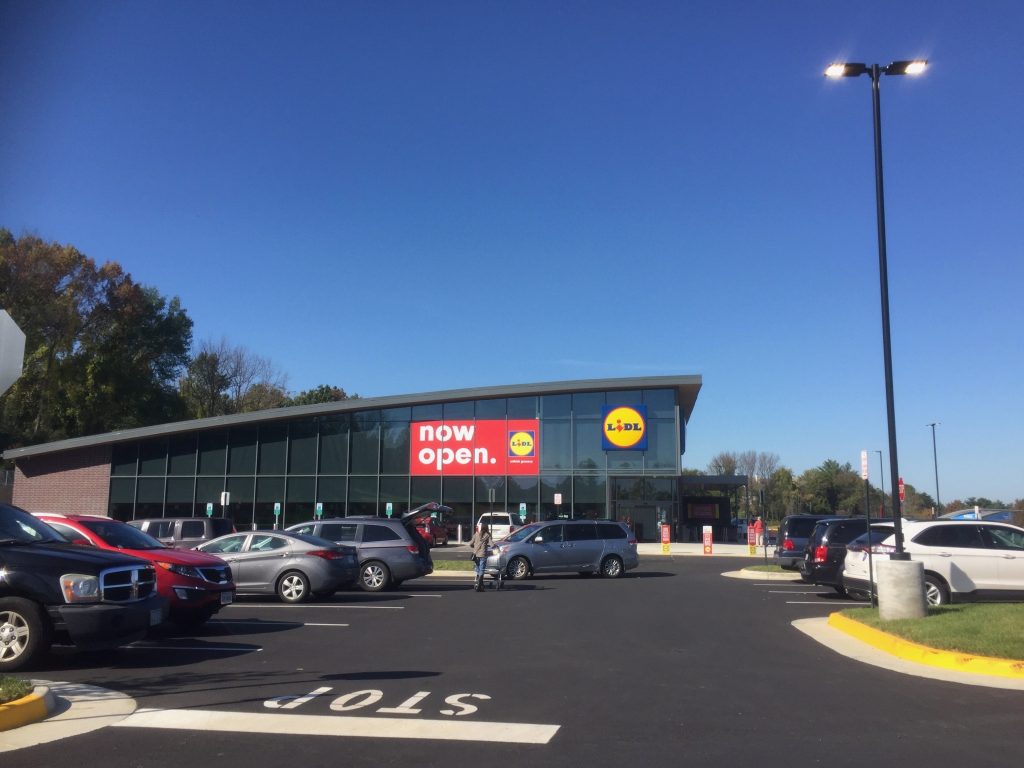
left=485, top=520, right=638, bottom=580
left=287, top=511, right=433, bottom=592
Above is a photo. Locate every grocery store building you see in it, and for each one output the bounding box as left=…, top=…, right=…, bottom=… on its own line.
left=3, top=375, right=737, bottom=541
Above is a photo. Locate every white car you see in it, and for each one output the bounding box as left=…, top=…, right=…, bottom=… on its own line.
left=845, top=520, right=1024, bottom=606
left=841, top=522, right=897, bottom=600
left=474, top=512, right=523, bottom=541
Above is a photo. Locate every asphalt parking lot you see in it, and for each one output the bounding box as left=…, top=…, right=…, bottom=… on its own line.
left=9, top=555, right=1023, bottom=767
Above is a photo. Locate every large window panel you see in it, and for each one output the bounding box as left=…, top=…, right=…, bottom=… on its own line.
left=139, top=440, right=167, bottom=476
left=319, top=416, right=349, bottom=475
left=572, top=392, right=604, bottom=417
left=643, top=388, right=676, bottom=418
left=379, top=476, right=409, bottom=516
left=195, top=476, right=225, bottom=517
left=574, top=476, right=607, bottom=519
left=112, top=443, right=138, bottom=476
left=540, top=394, right=571, bottom=419
left=540, top=475, right=571, bottom=520
left=442, top=476, right=473, bottom=533
left=168, top=435, right=196, bottom=476
left=380, top=423, right=410, bottom=474
left=507, top=476, right=539, bottom=523
left=348, top=476, right=378, bottom=516
left=255, top=476, right=285, bottom=529
left=644, top=419, right=679, bottom=470
left=474, top=398, right=506, bottom=419
left=608, top=450, right=643, bottom=471
left=541, top=421, right=571, bottom=470
left=136, top=477, right=165, bottom=517
left=443, top=401, right=474, bottom=420
left=288, top=420, right=318, bottom=475
left=573, top=419, right=605, bottom=470
left=258, top=423, right=287, bottom=475
left=227, top=476, right=255, bottom=529
left=166, top=476, right=195, bottom=516
left=475, top=477, right=506, bottom=511
left=198, top=432, right=227, bottom=475
left=350, top=414, right=380, bottom=475
left=412, top=403, right=443, bottom=421
left=287, top=476, right=315, bottom=521
left=228, top=427, right=258, bottom=475
left=507, top=396, right=537, bottom=419
left=317, top=476, right=347, bottom=517
left=109, top=477, right=136, bottom=520
left=411, top=476, right=441, bottom=508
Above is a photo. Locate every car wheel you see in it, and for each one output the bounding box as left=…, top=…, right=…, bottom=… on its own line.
left=277, top=571, right=311, bottom=603
left=0, top=597, right=52, bottom=672
left=506, top=556, right=530, bottom=580
left=600, top=555, right=624, bottom=579
left=924, top=574, right=950, bottom=606
left=360, top=561, right=391, bottom=592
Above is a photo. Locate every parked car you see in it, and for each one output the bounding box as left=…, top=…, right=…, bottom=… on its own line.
left=287, top=509, right=434, bottom=592
left=849, top=520, right=1024, bottom=606
left=408, top=502, right=452, bottom=547
left=774, top=515, right=830, bottom=570
left=37, top=513, right=235, bottom=627
left=841, top=522, right=898, bottom=601
left=128, top=516, right=236, bottom=549
left=800, top=517, right=898, bottom=595
left=939, top=508, right=1014, bottom=523
left=475, top=511, right=523, bottom=540
left=196, top=531, right=358, bottom=602
left=485, top=519, right=639, bottom=580
left=1, top=503, right=167, bottom=671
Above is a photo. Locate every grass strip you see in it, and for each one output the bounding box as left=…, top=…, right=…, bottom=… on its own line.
left=0, top=676, right=33, bottom=705
left=842, top=604, right=1024, bottom=660
left=433, top=559, right=475, bottom=571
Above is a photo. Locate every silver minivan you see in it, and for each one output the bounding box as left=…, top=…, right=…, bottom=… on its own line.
left=485, top=520, right=638, bottom=579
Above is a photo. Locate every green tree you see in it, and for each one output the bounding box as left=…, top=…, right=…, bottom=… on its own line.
left=284, top=384, right=354, bottom=406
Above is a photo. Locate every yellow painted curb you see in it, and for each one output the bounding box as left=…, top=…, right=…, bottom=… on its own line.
left=0, top=686, right=51, bottom=732
left=828, top=613, right=1024, bottom=679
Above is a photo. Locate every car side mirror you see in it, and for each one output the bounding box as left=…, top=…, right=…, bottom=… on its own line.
left=534, top=536, right=544, bottom=544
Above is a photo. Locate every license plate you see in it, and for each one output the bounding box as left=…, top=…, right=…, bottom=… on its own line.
left=220, top=591, right=234, bottom=605
left=150, top=608, right=163, bottom=626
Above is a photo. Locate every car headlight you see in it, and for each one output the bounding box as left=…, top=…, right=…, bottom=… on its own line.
left=156, top=562, right=203, bottom=579
left=61, top=573, right=101, bottom=603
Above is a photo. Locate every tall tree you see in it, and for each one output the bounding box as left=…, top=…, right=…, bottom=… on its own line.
left=285, top=384, right=354, bottom=406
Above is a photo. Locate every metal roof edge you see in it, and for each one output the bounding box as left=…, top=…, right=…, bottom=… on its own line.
left=3, top=374, right=701, bottom=461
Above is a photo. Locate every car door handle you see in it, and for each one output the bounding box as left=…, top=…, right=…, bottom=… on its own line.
left=939, top=553, right=952, bottom=557
left=1002, top=555, right=1016, bottom=559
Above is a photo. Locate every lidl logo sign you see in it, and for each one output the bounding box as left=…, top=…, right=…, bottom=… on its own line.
left=410, top=420, right=540, bottom=476
left=509, top=430, right=535, bottom=458
left=601, top=405, right=648, bottom=451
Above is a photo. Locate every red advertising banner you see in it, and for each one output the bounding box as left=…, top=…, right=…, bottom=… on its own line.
left=409, top=420, right=539, bottom=476
left=702, top=525, right=713, bottom=555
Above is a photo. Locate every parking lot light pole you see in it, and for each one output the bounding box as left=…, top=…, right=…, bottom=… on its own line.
left=927, top=422, right=941, bottom=517
left=825, top=59, right=927, bottom=559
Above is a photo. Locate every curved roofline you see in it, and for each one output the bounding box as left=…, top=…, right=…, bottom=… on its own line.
left=3, top=375, right=701, bottom=461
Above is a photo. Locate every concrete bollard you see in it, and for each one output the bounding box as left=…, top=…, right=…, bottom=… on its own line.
left=875, top=559, right=926, bottom=620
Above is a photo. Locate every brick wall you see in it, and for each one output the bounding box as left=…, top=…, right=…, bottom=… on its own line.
left=12, top=445, right=112, bottom=515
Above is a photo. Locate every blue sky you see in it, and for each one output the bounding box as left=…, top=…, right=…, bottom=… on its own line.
left=1, top=1, right=1021, bottom=503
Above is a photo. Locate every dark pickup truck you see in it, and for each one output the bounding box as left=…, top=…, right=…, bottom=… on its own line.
left=1, top=503, right=168, bottom=671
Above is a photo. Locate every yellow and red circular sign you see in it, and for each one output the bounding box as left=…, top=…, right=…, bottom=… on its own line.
left=602, top=406, right=647, bottom=449
left=509, top=430, right=536, bottom=457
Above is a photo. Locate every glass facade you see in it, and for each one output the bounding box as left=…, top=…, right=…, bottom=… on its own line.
left=106, top=387, right=685, bottom=540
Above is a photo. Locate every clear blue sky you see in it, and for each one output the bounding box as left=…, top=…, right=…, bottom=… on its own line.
left=2, top=1, right=1021, bottom=504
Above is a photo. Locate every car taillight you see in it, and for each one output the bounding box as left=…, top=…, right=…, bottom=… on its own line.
left=628, top=537, right=637, bottom=546
left=406, top=545, right=420, bottom=554
left=782, top=538, right=795, bottom=551
left=813, top=545, right=828, bottom=563
left=306, top=549, right=343, bottom=560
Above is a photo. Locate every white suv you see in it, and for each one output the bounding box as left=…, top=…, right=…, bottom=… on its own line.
left=866, top=520, right=1024, bottom=606
left=474, top=512, right=523, bottom=540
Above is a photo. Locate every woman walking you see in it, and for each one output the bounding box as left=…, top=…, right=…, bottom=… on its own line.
left=470, top=521, right=493, bottom=592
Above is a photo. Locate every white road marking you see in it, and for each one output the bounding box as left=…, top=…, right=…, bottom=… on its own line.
left=408, top=594, right=443, bottom=598
left=209, top=620, right=349, bottom=627
left=116, top=708, right=560, bottom=744
left=303, top=623, right=350, bottom=627
left=785, top=601, right=868, bottom=605
left=224, top=603, right=403, bottom=610
left=769, top=590, right=829, bottom=594
left=125, top=645, right=263, bottom=652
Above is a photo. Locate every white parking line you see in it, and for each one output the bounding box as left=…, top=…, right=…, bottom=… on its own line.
left=408, top=594, right=443, bottom=598
left=126, top=645, right=263, bottom=652
left=117, top=707, right=560, bottom=744
left=769, top=590, right=828, bottom=594
left=209, top=620, right=348, bottom=627
left=785, top=601, right=869, bottom=605
left=224, top=603, right=404, bottom=610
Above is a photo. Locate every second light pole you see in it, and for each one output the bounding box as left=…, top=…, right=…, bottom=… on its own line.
left=927, top=422, right=941, bottom=517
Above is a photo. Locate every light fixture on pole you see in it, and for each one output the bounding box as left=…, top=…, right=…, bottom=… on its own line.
left=825, top=58, right=927, bottom=559
left=927, top=422, right=941, bottom=517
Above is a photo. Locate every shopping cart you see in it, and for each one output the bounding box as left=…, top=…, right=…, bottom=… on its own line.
left=481, top=546, right=507, bottom=591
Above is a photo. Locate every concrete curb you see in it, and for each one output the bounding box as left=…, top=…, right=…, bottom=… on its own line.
left=828, top=612, right=1024, bottom=679
left=723, top=569, right=802, bottom=581
left=0, top=685, right=55, bottom=732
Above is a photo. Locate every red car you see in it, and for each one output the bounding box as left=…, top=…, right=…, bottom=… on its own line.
left=37, top=514, right=235, bottom=627
left=413, top=517, right=448, bottom=547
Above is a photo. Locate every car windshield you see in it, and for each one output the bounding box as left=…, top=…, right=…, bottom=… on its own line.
left=1, top=505, right=68, bottom=544
left=81, top=519, right=166, bottom=549
left=505, top=523, right=541, bottom=543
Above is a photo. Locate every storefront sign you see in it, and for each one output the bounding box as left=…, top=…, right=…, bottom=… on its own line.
left=660, top=523, right=671, bottom=554
left=601, top=405, right=648, bottom=451
left=410, top=420, right=540, bottom=476
left=702, top=525, right=713, bottom=555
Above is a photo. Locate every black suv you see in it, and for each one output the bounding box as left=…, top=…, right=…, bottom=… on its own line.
left=774, top=515, right=830, bottom=570
left=799, top=516, right=877, bottom=595
left=1, top=503, right=168, bottom=671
